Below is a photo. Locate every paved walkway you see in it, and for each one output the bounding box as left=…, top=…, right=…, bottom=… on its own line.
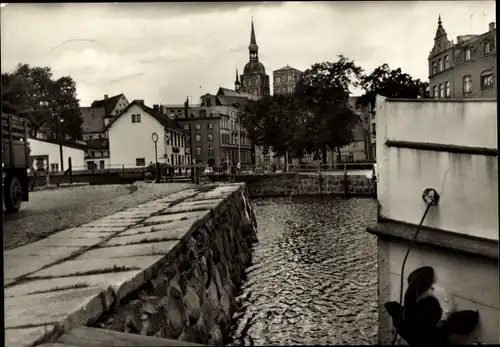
left=4, top=184, right=241, bottom=347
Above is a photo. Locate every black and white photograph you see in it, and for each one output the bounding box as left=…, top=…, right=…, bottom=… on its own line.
left=1, top=1, right=497, bottom=346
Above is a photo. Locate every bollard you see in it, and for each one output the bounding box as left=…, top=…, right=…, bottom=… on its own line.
left=68, top=157, right=73, bottom=184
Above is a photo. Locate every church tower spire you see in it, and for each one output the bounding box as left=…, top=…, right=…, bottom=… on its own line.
left=249, top=17, right=259, bottom=61
left=235, top=68, right=241, bottom=92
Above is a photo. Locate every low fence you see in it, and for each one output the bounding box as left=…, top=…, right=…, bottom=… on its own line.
left=29, top=164, right=207, bottom=188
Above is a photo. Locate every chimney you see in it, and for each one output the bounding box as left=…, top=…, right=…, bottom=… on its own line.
left=153, top=104, right=159, bottom=111
left=489, top=22, right=495, bottom=31
left=104, top=94, right=109, bottom=118
left=135, top=99, right=144, bottom=105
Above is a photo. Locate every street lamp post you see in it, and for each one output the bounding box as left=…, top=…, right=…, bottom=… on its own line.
left=232, top=103, right=242, bottom=173
left=151, top=132, right=159, bottom=182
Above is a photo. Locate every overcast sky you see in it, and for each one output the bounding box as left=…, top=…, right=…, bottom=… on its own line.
left=1, top=1, right=495, bottom=106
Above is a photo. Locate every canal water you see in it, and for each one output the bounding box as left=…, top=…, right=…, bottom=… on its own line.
left=228, top=196, right=378, bottom=345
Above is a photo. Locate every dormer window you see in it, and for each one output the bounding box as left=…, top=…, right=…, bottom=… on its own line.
left=465, top=47, right=472, bottom=61
left=484, top=41, right=492, bottom=54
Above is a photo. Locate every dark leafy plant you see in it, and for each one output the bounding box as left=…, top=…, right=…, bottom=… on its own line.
left=385, top=266, right=479, bottom=345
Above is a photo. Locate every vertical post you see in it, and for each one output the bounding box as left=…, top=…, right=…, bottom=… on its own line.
left=58, top=116, right=64, bottom=172
left=122, top=164, right=125, bottom=179
left=154, top=142, right=160, bottom=183
left=343, top=164, right=349, bottom=198
left=68, top=157, right=72, bottom=184
left=191, top=160, right=195, bottom=183
left=238, top=112, right=241, bottom=167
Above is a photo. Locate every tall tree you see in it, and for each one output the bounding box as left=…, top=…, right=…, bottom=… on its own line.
left=1, top=64, right=82, bottom=140
left=295, top=55, right=364, bottom=163
left=357, top=63, right=429, bottom=109
left=241, top=94, right=305, bottom=159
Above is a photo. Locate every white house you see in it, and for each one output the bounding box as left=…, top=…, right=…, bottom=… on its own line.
left=28, top=138, right=86, bottom=172
left=106, top=100, right=190, bottom=168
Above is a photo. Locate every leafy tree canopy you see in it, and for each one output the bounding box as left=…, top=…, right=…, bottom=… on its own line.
left=357, top=63, right=429, bottom=109
left=1, top=63, right=83, bottom=140
left=294, top=55, right=364, bottom=161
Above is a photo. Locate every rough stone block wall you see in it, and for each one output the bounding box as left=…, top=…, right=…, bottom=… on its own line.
left=212, top=173, right=374, bottom=198
left=92, top=185, right=258, bottom=345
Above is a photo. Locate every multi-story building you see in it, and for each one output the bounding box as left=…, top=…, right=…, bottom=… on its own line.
left=163, top=96, right=252, bottom=168
left=238, top=19, right=270, bottom=98
left=428, top=17, right=496, bottom=99
left=80, top=93, right=129, bottom=169
left=273, top=65, right=304, bottom=95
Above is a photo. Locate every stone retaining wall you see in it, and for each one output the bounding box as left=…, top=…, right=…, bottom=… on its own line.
left=4, top=183, right=256, bottom=347
left=92, top=184, right=258, bottom=345
left=211, top=173, right=375, bottom=198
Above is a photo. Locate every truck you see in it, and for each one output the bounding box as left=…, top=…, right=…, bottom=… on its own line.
left=2, top=112, right=30, bottom=213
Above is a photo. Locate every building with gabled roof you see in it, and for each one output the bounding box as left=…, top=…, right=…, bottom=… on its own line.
left=107, top=99, right=190, bottom=168
left=428, top=16, right=496, bottom=99
left=80, top=93, right=130, bottom=170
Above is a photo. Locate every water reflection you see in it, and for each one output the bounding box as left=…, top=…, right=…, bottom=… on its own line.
left=228, top=196, right=378, bottom=345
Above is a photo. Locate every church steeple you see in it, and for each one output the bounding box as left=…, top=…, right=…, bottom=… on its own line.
left=249, top=17, right=259, bottom=61
left=235, top=68, right=241, bottom=92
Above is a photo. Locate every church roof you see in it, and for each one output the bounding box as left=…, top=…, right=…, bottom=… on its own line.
left=244, top=60, right=266, bottom=74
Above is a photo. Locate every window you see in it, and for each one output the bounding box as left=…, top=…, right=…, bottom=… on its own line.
left=276, top=76, right=280, bottom=83
left=465, top=48, right=471, bottom=61
left=195, top=134, right=201, bottom=142
left=462, top=75, right=472, bottom=95
left=136, top=158, right=145, bottom=166
left=438, top=58, right=443, bottom=72
left=207, top=123, right=213, bottom=129
left=99, top=160, right=105, bottom=170
left=208, top=134, right=213, bottom=141
left=183, top=124, right=189, bottom=130
left=433, top=85, right=438, bottom=98
left=264, top=155, right=270, bottom=164
left=195, top=124, right=201, bottom=130
left=484, top=41, right=492, bottom=54
left=444, top=55, right=450, bottom=69
left=208, top=146, right=214, bottom=155
left=481, top=70, right=494, bottom=89
left=445, top=81, right=450, bottom=98
left=196, top=146, right=202, bottom=156
left=432, top=62, right=437, bottom=74
left=131, top=114, right=141, bottom=123
left=51, top=163, right=59, bottom=172
left=439, top=83, right=444, bottom=98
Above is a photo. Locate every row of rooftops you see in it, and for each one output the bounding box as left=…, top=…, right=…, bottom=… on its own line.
left=81, top=87, right=255, bottom=136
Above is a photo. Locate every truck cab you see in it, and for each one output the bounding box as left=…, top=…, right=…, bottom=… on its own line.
left=2, top=112, right=30, bottom=213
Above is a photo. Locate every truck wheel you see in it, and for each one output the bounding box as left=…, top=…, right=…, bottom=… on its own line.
left=4, top=176, right=23, bottom=214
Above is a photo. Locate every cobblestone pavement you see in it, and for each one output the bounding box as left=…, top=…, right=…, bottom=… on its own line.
left=228, top=196, right=378, bottom=345
left=3, top=182, right=193, bottom=251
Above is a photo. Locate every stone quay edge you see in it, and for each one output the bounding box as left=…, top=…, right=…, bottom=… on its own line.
left=4, top=183, right=258, bottom=347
